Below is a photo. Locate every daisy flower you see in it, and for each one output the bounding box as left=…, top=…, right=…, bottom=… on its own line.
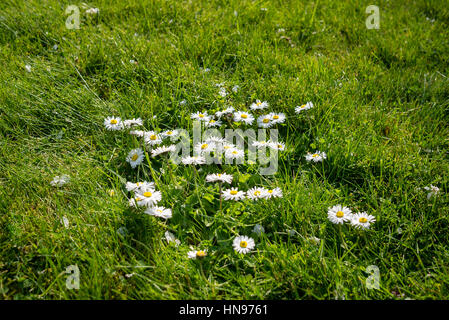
left=233, top=235, right=255, bottom=254
left=263, top=187, right=283, bottom=199
left=225, top=147, right=245, bottom=160
left=205, top=119, right=222, bottom=128
left=222, top=188, right=246, bottom=201
left=123, top=118, right=143, bottom=128
left=257, top=114, right=274, bottom=128
left=305, top=151, right=327, bottom=162
left=295, top=101, right=314, bottom=113
left=246, top=187, right=268, bottom=200
left=125, top=181, right=155, bottom=192
left=161, top=129, right=179, bottom=139
left=233, top=111, right=255, bottom=125
left=351, top=212, right=376, bottom=229
left=424, top=185, right=440, bottom=199
left=145, top=206, right=172, bottom=219
left=327, top=205, right=352, bottom=224
left=269, top=112, right=286, bottom=124
left=252, top=140, right=270, bottom=149
left=194, top=142, right=216, bottom=155
left=206, top=173, right=233, bottom=184
left=129, top=130, right=145, bottom=137
left=191, top=111, right=211, bottom=122
left=144, top=131, right=163, bottom=145
left=221, top=142, right=236, bottom=151
left=269, top=141, right=285, bottom=151
left=232, top=85, right=239, bottom=93
left=205, top=136, right=226, bottom=145
left=50, top=175, right=70, bottom=187
left=151, top=145, right=176, bottom=157
left=134, top=186, right=162, bottom=207
left=181, top=156, right=206, bottom=165
left=250, top=100, right=269, bottom=110
left=85, top=7, right=99, bottom=14
left=126, top=148, right=145, bottom=168
left=104, top=116, right=123, bottom=131
left=187, top=249, right=208, bottom=259
left=129, top=195, right=145, bottom=207
left=215, top=106, right=235, bottom=118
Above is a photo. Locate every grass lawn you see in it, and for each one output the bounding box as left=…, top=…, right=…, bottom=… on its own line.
left=0, top=0, right=448, bottom=299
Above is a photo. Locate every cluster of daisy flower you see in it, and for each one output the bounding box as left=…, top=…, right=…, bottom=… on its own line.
left=126, top=181, right=171, bottom=219
left=181, top=137, right=247, bottom=165
left=190, top=100, right=286, bottom=129
left=101, top=97, right=338, bottom=261
left=327, top=205, right=376, bottom=229
left=222, top=186, right=283, bottom=201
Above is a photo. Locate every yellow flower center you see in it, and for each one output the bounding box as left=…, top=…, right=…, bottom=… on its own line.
left=224, top=145, right=231, bottom=149
left=240, top=241, right=248, bottom=248
left=301, top=104, right=306, bottom=108
left=263, top=118, right=270, bottom=123
left=336, top=211, right=344, bottom=218
left=167, top=131, right=172, bottom=135
left=135, top=197, right=142, bottom=201
left=150, top=134, right=157, bottom=140
left=256, top=102, right=262, bottom=106
left=210, top=120, right=216, bottom=123
left=312, top=153, right=319, bottom=157
left=230, top=190, right=238, bottom=195
left=273, top=115, right=279, bottom=119
left=143, top=192, right=152, bottom=197
left=131, top=154, right=138, bottom=161
left=218, top=174, right=222, bottom=177
left=277, top=144, right=282, bottom=149
left=241, top=114, right=248, bottom=119
left=199, top=114, right=204, bottom=118
left=254, top=190, right=261, bottom=196
left=110, top=119, right=118, bottom=124
left=196, top=250, right=206, bottom=257
left=359, top=217, right=368, bottom=223
left=268, top=189, right=273, bottom=193
left=232, top=150, right=238, bottom=154
left=201, top=143, right=209, bottom=149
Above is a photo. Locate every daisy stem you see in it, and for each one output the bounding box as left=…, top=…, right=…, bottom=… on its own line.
left=144, top=148, right=162, bottom=191
left=192, top=165, right=206, bottom=213
left=164, top=154, right=176, bottom=185
left=219, top=182, right=223, bottom=212
left=338, top=224, right=348, bottom=250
